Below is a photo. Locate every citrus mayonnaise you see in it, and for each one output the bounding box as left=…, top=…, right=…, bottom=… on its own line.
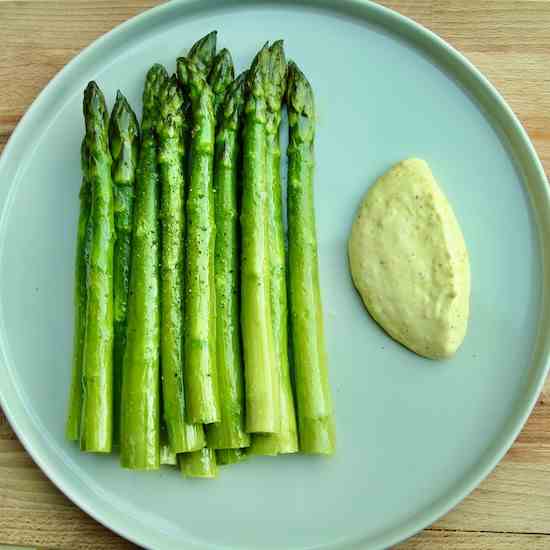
left=348, top=158, right=470, bottom=359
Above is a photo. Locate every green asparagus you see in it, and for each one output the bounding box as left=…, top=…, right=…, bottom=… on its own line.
left=179, top=447, right=218, bottom=478
left=206, top=72, right=250, bottom=450
left=66, top=141, right=92, bottom=441
left=79, top=82, right=115, bottom=453
left=120, top=65, right=167, bottom=469
left=69, top=34, right=337, bottom=473
left=108, top=91, right=139, bottom=447
left=286, top=62, right=335, bottom=455
left=177, top=56, right=220, bottom=424
left=241, top=44, right=280, bottom=434
left=157, top=75, right=205, bottom=453
left=251, top=41, right=298, bottom=455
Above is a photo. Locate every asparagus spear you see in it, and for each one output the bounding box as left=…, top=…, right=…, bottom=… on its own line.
left=177, top=55, right=220, bottom=424
left=65, top=141, right=92, bottom=441
left=79, top=82, right=115, bottom=453
left=179, top=447, right=218, bottom=478
left=206, top=72, right=250, bottom=450
left=240, top=44, right=280, bottom=434
left=286, top=62, right=335, bottom=455
left=157, top=75, right=205, bottom=453
left=108, top=91, right=139, bottom=447
left=173, top=34, right=218, bottom=464
left=216, top=448, right=248, bottom=466
left=208, top=48, right=235, bottom=120
left=120, top=65, right=167, bottom=469
left=251, top=41, right=298, bottom=455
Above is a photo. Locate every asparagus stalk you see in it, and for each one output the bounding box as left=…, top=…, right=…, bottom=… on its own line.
left=120, top=65, right=167, bottom=469
left=177, top=55, right=220, bottom=424
left=216, top=448, right=248, bottom=466
left=174, top=33, right=218, bottom=465
left=108, top=91, right=139, bottom=447
left=251, top=41, right=298, bottom=455
left=206, top=72, right=250, bottom=450
left=157, top=75, right=205, bottom=453
left=66, top=141, right=92, bottom=441
left=179, top=447, right=218, bottom=478
left=241, top=44, right=280, bottom=434
left=286, top=62, right=335, bottom=454
left=79, top=82, right=115, bottom=453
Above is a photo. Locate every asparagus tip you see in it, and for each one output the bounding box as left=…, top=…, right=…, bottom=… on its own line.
left=286, top=61, right=314, bottom=118
left=83, top=81, right=109, bottom=134
left=111, top=89, right=130, bottom=114
left=247, top=42, right=271, bottom=95
left=83, top=81, right=107, bottom=113
left=267, top=40, right=287, bottom=108
left=270, top=39, right=284, bottom=52
left=220, top=69, right=247, bottom=123
left=142, top=63, right=169, bottom=130
left=208, top=48, right=235, bottom=98
left=158, top=74, right=184, bottom=117
left=109, top=89, right=139, bottom=149
left=217, top=47, right=231, bottom=61
left=188, top=31, right=218, bottom=75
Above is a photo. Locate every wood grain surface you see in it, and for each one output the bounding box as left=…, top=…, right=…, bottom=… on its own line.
left=1, top=1, right=549, bottom=549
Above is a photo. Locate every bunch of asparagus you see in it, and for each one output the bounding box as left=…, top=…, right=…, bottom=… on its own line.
left=66, top=32, right=335, bottom=478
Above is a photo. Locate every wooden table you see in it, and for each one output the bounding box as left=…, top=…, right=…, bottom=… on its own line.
left=1, top=1, right=549, bottom=548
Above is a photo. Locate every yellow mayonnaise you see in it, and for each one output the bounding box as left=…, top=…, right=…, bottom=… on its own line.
left=349, top=158, right=470, bottom=359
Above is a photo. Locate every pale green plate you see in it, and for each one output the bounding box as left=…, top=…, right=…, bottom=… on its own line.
left=0, top=1, right=548, bottom=549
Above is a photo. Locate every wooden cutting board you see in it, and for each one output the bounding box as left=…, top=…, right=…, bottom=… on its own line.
left=0, top=1, right=549, bottom=548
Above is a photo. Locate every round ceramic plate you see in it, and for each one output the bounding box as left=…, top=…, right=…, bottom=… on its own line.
left=0, top=1, right=548, bottom=549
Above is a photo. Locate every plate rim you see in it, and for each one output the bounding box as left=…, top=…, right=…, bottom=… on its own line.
left=0, top=1, right=548, bottom=549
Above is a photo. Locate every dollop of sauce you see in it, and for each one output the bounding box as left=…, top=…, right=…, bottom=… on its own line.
left=348, top=158, right=470, bottom=359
